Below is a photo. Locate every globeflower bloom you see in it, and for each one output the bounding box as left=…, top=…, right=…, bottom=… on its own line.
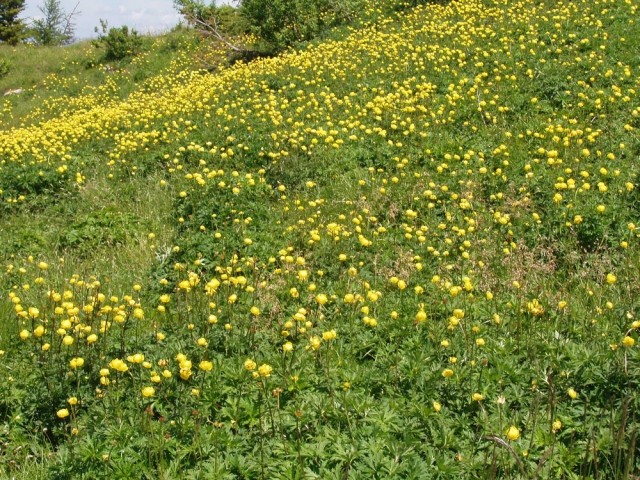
left=506, top=426, right=520, bottom=441
left=141, top=386, right=155, bottom=398
left=258, top=364, right=273, bottom=377
left=315, top=293, right=328, bottom=305
left=109, top=358, right=129, bottom=373
left=199, top=360, right=213, bottom=371
left=69, top=357, right=85, bottom=369
left=322, top=330, right=337, bottom=341
left=622, top=336, right=635, bottom=348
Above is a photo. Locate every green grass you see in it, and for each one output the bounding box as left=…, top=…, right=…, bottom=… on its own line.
left=0, top=0, right=640, bottom=477
left=0, top=28, right=206, bottom=129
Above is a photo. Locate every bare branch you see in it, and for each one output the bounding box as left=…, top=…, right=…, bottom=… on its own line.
left=61, top=2, right=80, bottom=43
left=482, top=435, right=527, bottom=477
left=182, top=9, right=246, bottom=53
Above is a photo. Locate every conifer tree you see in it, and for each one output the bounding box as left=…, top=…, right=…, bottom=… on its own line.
left=0, top=0, right=26, bottom=45
left=32, top=0, right=78, bottom=45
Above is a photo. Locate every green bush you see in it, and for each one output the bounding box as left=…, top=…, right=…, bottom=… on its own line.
left=59, top=208, right=136, bottom=254
left=0, top=58, right=10, bottom=79
left=241, top=0, right=365, bottom=51
left=92, top=20, right=143, bottom=62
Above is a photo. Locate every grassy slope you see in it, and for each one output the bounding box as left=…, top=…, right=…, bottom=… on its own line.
left=0, top=0, right=640, bottom=477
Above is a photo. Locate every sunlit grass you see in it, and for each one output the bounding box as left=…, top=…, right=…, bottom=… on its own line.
left=0, top=0, right=639, bottom=477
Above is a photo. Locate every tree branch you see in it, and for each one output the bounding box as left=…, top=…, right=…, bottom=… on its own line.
left=183, top=10, right=246, bottom=53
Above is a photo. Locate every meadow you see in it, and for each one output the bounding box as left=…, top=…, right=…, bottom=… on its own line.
left=0, top=0, right=639, bottom=478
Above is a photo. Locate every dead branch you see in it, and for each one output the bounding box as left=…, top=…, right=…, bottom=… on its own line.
left=482, top=435, right=527, bottom=477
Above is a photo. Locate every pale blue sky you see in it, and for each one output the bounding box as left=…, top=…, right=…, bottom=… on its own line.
left=23, top=0, right=184, bottom=40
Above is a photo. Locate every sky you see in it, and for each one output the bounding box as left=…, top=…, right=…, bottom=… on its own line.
left=22, top=0, right=184, bottom=40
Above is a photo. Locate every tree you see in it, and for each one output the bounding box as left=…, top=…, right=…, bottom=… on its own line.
left=175, top=0, right=362, bottom=53
left=31, top=0, right=79, bottom=46
left=174, top=1, right=250, bottom=53
left=0, top=0, right=27, bottom=45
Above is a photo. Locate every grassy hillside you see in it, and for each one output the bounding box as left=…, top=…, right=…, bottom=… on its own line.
left=0, top=0, right=639, bottom=477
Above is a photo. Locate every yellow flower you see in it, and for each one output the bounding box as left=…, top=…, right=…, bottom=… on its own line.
left=109, top=358, right=128, bottom=373
left=442, top=368, right=454, bottom=378
left=432, top=401, right=442, bottom=412
left=199, top=360, right=213, bottom=371
left=258, top=364, right=273, bottom=377
left=506, top=426, right=520, bottom=441
left=606, top=273, right=617, bottom=284
left=282, top=342, right=294, bottom=353
left=67, top=397, right=78, bottom=406
left=141, top=386, right=155, bottom=398
left=567, top=388, right=578, bottom=399
left=322, top=330, right=337, bottom=341
left=472, top=393, right=484, bottom=402
left=415, top=310, right=427, bottom=323
left=57, top=409, right=70, bottom=419
left=69, top=357, right=84, bottom=369
left=309, top=336, right=322, bottom=350
left=127, top=353, right=145, bottom=364
left=244, top=359, right=257, bottom=371
left=622, top=336, right=635, bottom=348
left=552, top=420, right=562, bottom=432
left=315, top=293, right=328, bottom=305
left=527, top=299, right=544, bottom=316
left=19, top=329, right=30, bottom=340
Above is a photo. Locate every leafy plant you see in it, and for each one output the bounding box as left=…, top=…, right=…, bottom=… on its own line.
left=29, top=0, right=78, bottom=46
left=0, top=59, right=10, bottom=79
left=59, top=208, right=136, bottom=253
left=92, top=20, right=144, bottom=62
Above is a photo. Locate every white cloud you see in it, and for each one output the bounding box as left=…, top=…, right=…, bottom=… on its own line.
left=23, top=0, right=182, bottom=40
